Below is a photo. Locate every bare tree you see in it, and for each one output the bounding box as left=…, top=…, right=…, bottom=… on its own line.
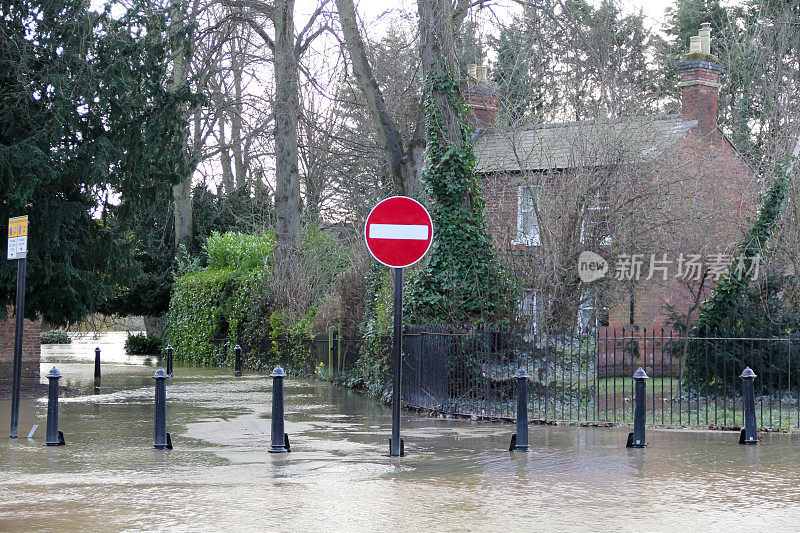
left=221, top=0, right=327, bottom=275
left=322, top=23, right=425, bottom=224
left=298, top=83, right=342, bottom=223
left=335, top=0, right=424, bottom=196
left=716, top=3, right=800, bottom=291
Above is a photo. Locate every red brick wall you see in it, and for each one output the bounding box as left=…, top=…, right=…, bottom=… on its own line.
left=606, top=128, right=757, bottom=329
left=482, top=172, right=520, bottom=247
left=0, top=309, right=41, bottom=385
left=678, top=59, right=723, bottom=138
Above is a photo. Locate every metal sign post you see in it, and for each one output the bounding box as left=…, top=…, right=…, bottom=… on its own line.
left=390, top=267, right=403, bottom=457
left=8, top=215, right=28, bottom=439
left=364, top=197, right=433, bottom=457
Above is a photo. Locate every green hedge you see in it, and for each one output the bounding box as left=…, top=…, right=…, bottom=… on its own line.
left=41, top=330, right=72, bottom=344
left=125, top=333, right=162, bottom=355
left=165, top=267, right=261, bottom=365
left=205, top=231, right=274, bottom=271
left=164, top=228, right=349, bottom=369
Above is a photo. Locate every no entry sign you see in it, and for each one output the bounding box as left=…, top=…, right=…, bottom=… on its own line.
left=364, top=196, right=433, bottom=457
left=364, top=196, right=433, bottom=268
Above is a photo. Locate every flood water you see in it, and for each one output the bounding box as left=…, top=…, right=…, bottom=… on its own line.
left=1, top=333, right=799, bottom=531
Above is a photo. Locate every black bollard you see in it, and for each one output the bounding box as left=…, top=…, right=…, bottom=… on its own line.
left=94, top=346, right=101, bottom=380
left=509, top=368, right=530, bottom=452
left=234, top=345, right=243, bottom=377
left=45, top=367, right=65, bottom=446
left=166, top=345, right=174, bottom=377
left=269, top=365, right=290, bottom=453
left=740, top=367, right=759, bottom=445
left=626, top=367, right=648, bottom=448
left=153, top=368, right=172, bottom=450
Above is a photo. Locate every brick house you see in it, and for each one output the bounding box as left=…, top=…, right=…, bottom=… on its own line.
left=468, top=24, right=757, bottom=331
left=0, top=309, right=41, bottom=386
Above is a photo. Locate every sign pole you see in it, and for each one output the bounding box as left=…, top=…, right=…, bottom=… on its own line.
left=363, top=196, right=432, bottom=458
left=9, top=257, right=26, bottom=439
left=8, top=215, right=28, bottom=439
left=390, top=267, right=404, bottom=457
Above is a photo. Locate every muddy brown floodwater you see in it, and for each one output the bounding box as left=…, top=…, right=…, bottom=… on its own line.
left=1, top=333, right=800, bottom=531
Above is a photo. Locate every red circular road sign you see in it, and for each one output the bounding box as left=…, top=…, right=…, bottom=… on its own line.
left=364, top=196, right=433, bottom=268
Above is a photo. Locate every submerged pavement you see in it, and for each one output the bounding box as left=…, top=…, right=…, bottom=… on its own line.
left=1, top=333, right=800, bottom=531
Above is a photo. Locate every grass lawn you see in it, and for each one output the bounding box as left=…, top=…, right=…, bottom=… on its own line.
left=595, top=377, right=681, bottom=396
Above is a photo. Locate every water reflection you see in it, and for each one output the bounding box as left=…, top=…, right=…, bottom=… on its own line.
left=627, top=446, right=646, bottom=474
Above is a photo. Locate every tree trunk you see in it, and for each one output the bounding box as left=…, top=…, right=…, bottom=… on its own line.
left=273, top=0, right=301, bottom=275
left=417, top=0, right=471, bottom=207
left=143, top=316, right=164, bottom=338
left=172, top=178, right=192, bottom=250
left=418, top=0, right=462, bottom=148
left=231, top=36, right=247, bottom=190
left=170, top=0, right=193, bottom=251
left=218, top=112, right=235, bottom=193
left=335, top=0, right=421, bottom=196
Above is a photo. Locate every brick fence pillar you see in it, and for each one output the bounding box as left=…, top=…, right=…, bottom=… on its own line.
left=0, top=309, right=41, bottom=386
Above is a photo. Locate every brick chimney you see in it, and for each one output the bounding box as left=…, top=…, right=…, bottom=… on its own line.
left=677, top=23, right=722, bottom=139
left=464, top=63, right=499, bottom=131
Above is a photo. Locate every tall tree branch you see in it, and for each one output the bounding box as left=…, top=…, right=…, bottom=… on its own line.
left=335, top=0, right=415, bottom=195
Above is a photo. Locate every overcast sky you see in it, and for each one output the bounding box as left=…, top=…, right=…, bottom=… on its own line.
left=331, top=0, right=679, bottom=34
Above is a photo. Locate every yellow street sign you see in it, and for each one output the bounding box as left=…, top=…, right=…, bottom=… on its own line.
left=8, top=216, right=28, bottom=238
left=8, top=216, right=28, bottom=260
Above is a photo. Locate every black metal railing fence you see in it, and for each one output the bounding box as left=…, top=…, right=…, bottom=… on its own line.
left=402, top=325, right=800, bottom=430
left=403, top=325, right=596, bottom=421
left=212, top=332, right=361, bottom=378
left=217, top=324, right=800, bottom=430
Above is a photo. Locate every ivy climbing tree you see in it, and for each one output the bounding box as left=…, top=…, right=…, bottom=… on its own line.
left=407, top=0, right=513, bottom=324
left=695, top=155, right=795, bottom=332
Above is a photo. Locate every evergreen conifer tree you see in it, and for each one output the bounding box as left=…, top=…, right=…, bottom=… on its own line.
left=0, top=0, right=190, bottom=325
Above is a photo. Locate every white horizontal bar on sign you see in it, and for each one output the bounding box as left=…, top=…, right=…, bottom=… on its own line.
left=369, top=224, right=428, bottom=240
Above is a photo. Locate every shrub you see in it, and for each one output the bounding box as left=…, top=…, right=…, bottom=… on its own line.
left=353, top=263, right=394, bottom=398
left=125, top=333, right=162, bottom=355
left=300, top=225, right=350, bottom=286
left=269, top=308, right=316, bottom=370
left=164, top=226, right=353, bottom=371
left=41, top=329, right=72, bottom=344
left=204, top=231, right=275, bottom=271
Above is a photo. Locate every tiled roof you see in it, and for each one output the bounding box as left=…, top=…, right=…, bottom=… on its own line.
left=473, top=114, right=697, bottom=173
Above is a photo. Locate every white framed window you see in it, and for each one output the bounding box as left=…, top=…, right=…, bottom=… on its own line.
left=580, top=191, right=612, bottom=246
left=577, top=298, right=594, bottom=330
left=515, top=185, right=540, bottom=246
left=577, top=291, right=608, bottom=331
